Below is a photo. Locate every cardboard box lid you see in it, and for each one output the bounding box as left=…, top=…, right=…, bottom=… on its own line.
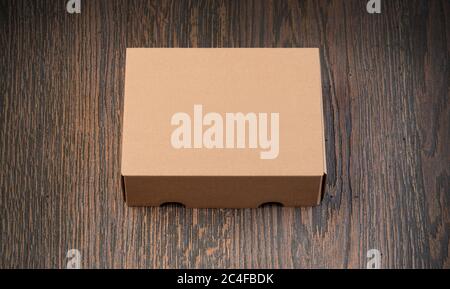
left=122, top=48, right=326, bottom=176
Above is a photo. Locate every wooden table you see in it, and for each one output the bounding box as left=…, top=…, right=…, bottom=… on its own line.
left=0, top=0, right=448, bottom=268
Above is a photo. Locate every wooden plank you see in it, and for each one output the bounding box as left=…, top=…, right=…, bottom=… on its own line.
left=0, top=0, right=448, bottom=268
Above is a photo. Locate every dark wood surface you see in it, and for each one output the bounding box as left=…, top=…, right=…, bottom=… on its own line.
left=0, top=0, right=448, bottom=269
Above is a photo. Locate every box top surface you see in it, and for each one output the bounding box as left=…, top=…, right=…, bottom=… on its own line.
left=122, top=48, right=325, bottom=176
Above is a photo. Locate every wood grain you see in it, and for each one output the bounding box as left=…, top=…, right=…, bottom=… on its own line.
left=0, top=0, right=448, bottom=268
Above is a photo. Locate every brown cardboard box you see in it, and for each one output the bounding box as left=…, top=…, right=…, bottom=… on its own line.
left=121, top=48, right=326, bottom=208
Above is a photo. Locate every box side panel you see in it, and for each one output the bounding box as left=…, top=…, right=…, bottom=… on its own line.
left=124, top=176, right=322, bottom=208
left=317, top=174, right=327, bottom=205
left=121, top=176, right=127, bottom=202
left=319, top=59, right=327, bottom=176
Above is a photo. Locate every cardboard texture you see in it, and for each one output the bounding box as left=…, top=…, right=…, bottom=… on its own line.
left=122, top=48, right=326, bottom=208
